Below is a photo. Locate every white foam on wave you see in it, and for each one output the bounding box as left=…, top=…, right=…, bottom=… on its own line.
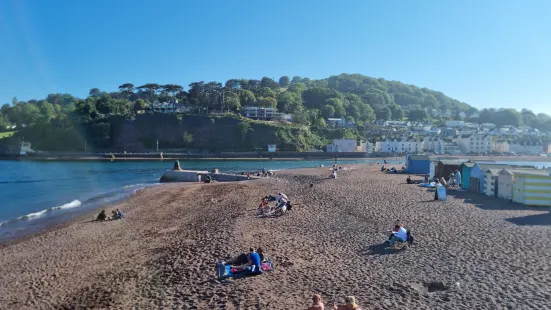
left=51, top=199, right=82, bottom=210
left=18, top=209, right=48, bottom=220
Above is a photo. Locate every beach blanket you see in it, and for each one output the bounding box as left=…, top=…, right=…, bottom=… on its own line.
left=419, top=182, right=436, bottom=188
left=217, top=257, right=274, bottom=280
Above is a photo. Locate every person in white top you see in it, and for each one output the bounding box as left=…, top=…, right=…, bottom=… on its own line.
left=389, top=225, right=408, bottom=247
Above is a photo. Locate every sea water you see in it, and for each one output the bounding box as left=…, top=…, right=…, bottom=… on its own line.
left=0, top=159, right=384, bottom=240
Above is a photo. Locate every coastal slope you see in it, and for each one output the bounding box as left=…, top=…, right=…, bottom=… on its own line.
left=1, top=165, right=550, bottom=309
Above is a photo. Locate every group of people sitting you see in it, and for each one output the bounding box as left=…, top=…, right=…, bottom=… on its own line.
left=381, top=165, right=405, bottom=174
left=307, top=294, right=362, bottom=310
left=257, top=192, right=293, bottom=214
left=220, top=247, right=266, bottom=274
left=96, top=209, right=124, bottom=221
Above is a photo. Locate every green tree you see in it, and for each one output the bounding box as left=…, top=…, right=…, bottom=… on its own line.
left=375, top=106, right=391, bottom=120
left=277, top=91, right=302, bottom=113
left=322, top=105, right=335, bottom=118
left=257, top=97, right=277, bottom=108
left=389, top=104, right=404, bottom=120
left=260, top=77, right=279, bottom=90
left=255, top=87, right=277, bottom=99
left=407, top=107, right=428, bottom=121
left=238, top=89, right=256, bottom=106
left=236, top=121, right=253, bottom=143
left=289, top=82, right=307, bottom=94
left=279, top=76, right=290, bottom=87
left=223, top=92, right=241, bottom=111
left=118, top=83, right=134, bottom=97
left=325, top=98, right=345, bottom=118
left=89, top=88, right=101, bottom=97
left=134, top=99, right=147, bottom=112
left=225, top=79, right=241, bottom=89
left=182, top=131, right=193, bottom=145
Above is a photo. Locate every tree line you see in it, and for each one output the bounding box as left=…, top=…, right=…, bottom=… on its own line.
left=1, top=73, right=550, bottom=145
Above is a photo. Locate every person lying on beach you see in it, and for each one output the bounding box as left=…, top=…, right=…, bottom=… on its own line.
left=307, top=294, right=325, bottom=310
left=333, top=296, right=361, bottom=310
left=96, top=210, right=108, bottom=221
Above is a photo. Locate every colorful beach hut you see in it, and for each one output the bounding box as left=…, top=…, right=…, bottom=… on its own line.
left=459, top=162, right=475, bottom=190
left=471, top=163, right=511, bottom=194
left=484, top=168, right=501, bottom=197
left=512, top=170, right=551, bottom=206
left=405, top=154, right=430, bottom=174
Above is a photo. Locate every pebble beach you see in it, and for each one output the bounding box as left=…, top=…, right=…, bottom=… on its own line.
left=1, top=164, right=550, bottom=309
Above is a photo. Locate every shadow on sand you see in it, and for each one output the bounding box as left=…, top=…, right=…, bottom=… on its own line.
left=363, top=243, right=407, bottom=256
left=506, top=212, right=551, bottom=226
left=445, top=189, right=549, bottom=212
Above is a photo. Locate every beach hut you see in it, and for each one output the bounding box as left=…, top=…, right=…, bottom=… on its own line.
left=512, top=170, right=551, bottom=206
left=459, top=162, right=475, bottom=190
left=497, top=169, right=515, bottom=200
left=497, top=168, right=543, bottom=201
left=405, top=154, right=430, bottom=174
left=434, top=159, right=462, bottom=179
left=471, top=163, right=511, bottom=194
left=484, top=168, right=501, bottom=197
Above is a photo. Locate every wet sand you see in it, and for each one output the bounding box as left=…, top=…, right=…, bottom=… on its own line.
left=1, top=165, right=550, bottom=309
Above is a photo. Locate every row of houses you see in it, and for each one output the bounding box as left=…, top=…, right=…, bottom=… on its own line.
left=405, top=155, right=551, bottom=206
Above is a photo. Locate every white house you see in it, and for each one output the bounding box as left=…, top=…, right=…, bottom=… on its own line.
left=326, top=139, right=365, bottom=152
left=508, top=140, right=543, bottom=155
left=375, top=138, right=423, bottom=154
left=242, top=107, right=292, bottom=122
left=423, top=137, right=444, bottom=153
left=443, top=142, right=461, bottom=154
left=454, top=134, right=493, bottom=154
left=445, top=120, right=466, bottom=128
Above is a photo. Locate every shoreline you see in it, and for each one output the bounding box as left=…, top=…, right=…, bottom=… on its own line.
left=2, top=155, right=551, bottom=162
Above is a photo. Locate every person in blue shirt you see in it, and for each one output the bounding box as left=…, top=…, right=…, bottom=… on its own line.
left=115, top=209, right=124, bottom=220
left=246, top=248, right=261, bottom=273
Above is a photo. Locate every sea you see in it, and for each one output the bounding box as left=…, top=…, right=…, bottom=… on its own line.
left=0, top=159, right=388, bottom=241
left=1, top=159, right=549, bottom=241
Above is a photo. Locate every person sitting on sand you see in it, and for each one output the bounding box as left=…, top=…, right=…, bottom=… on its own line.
left=231, top=248, right=262, bottom=273
left=388, top=224, right=408, bottom=247
left=406, top=176, right=413, bottom=184
left=387, top=220, right=404, bottom=242
left=110, top=210, right=118, bottom=220
left=307, top=294, right=325, bottom=310
left=381, top=165, right=385, bottom=171
left=96, top=210, right=108, bottom=221
left=114, top=208, right=124, bottom=220
left=333, top=296, right=361, bottom=310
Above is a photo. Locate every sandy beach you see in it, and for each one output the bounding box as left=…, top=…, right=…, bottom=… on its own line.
left=1, top=165, right=550, bottom=309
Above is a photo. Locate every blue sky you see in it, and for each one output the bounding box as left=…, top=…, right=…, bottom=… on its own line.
left=1, top=0, right=550, bottom=114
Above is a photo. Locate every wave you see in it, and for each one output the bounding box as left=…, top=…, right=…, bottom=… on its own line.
left=1, top=183, right=160, bottom=230
left=51, top=200, right=82, bottom=210
left=17, top=209, right=48, bottom=220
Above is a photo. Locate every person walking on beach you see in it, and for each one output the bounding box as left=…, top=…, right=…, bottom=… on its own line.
left=333, top=296, right=361, bottom=310
left=307, top=294, right=325, bottom=310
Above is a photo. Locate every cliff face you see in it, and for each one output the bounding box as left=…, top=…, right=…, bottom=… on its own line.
left=109, top=115, right=327, bottom=152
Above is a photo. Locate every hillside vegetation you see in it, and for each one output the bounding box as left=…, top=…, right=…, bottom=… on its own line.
left=1, top=73, right=549, bottom=152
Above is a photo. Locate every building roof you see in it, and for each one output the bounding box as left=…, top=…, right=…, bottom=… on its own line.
left=485, top=168, right=501, bottom=176
left=510, top=169, right=551, bottom=176
left=438, top=159, right=463, bottom=165
left=459, top=162, right=476, bottom=168
left=475, top=163, right=510, bottom=171
left=408, top=155, right=430, bottom=160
